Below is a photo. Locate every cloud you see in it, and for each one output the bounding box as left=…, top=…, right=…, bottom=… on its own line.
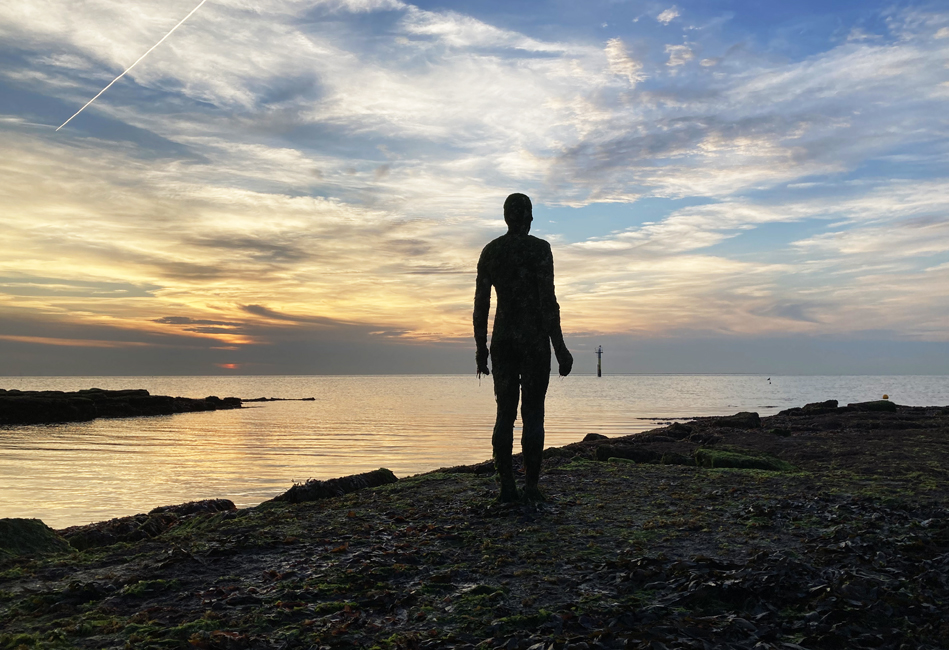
left=154, top=316, right=240, bottom=326
left=846, top=27, right=879, bottom=42
left=657, top=7, right=680, bottom=25
left=241, top=304, right=356, bottom=326
left=664, top=44, right=694, bottom=66
left=605, top=38, right=646, bottom=86
left=547, top=176, right=949, bottom=340
left=1, top=0, right=949, bottom=370
left=0, top=275, right=159, bottom=298
left=0, top=334, right=153, bottom=348
left=792, top=194, right=949, bottom=260
left=398, top=6, right=568, bottom=52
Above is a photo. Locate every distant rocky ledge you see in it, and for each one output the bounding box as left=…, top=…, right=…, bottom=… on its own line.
left=0, top=388, right=241, bottom=426
left=242, top=396, right=316, bottom=402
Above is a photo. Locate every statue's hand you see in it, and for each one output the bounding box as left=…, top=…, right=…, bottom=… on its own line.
left=476, top=347, right=490, bottom=377
left=557, top=348, right=573, bottom=377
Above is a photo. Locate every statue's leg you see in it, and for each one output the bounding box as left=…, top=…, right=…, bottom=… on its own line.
left=520, top=342, right=551, bottom=502
left=491, top=342, right=519, bottom=503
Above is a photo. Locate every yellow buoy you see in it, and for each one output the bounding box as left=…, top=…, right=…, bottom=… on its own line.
left=882, top=394, right=889, bottom=400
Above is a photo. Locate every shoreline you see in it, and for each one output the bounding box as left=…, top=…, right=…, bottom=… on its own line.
left=2, top=400, right=949, bottom=649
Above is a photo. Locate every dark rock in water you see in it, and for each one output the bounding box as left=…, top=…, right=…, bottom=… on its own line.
left=848, top=400, right=897, bottom=412
left=268, top=468, right=398, bottom=505
left=713, top=412, right=761, bottom=429
left=59, top=499, right=235, bottom=551
left=0, top=395, right=97, bottom=425
left=0, top=388, right=241, bottom=425
left=582, top=433, right=608, bottom=442
left=242, top=396, right=316, bottom=402
left=0, top=518, right=73, bottom=560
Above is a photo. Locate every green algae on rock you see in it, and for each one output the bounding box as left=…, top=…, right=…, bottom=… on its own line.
left=694, top=447, right=795, bottom=471
left=0, top=519, right=72, bottom=560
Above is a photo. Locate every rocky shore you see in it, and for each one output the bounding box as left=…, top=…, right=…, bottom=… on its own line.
left=0, top=388, right=241, bottom=426
left=1, top=400, right=948, bottom=649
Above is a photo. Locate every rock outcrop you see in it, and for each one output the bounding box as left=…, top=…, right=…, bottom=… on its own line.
left=0, top=388, right=241, bottom=426
left=0, top=518, right=72, bottom=559
left=58, top=499, right=236, bottom=551
left=267, top=468, right=399, bottom=504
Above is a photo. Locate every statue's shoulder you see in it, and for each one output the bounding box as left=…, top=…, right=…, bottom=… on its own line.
left=480, top=234, right=506, bottom=254
left=478, top=235, right=507, bottom=266
left=527, top=235, right=551, bottom=248
left=481, top=234, right=549, bottom=260
left=527, top=235, right=552, bottom=255
left=487, top=234, right=509, bottom=247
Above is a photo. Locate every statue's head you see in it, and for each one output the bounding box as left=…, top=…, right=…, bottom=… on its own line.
left=503, top=193, right=533, bottom=234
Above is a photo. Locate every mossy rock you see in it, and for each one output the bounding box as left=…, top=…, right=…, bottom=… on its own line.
left=268, top=467, right=397, bottom=504
left=660, top=452, right=695, bottom=466
left=596, top=445, right=661, bottom=463
left=0, top=519, right=73, bottom=560
left=694, top=449, right=794, bottom=472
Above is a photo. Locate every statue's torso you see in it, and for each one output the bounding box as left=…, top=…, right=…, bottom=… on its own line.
left=479, top=233, right=552, bottom=343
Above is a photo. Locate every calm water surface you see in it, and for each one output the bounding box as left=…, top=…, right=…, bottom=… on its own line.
left=2, top=374, right=947, bottom=528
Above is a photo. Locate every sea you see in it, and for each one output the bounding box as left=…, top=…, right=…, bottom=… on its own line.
left=2, top=374, right=948, bottom=529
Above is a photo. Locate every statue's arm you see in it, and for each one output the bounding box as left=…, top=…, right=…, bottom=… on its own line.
left=473, top=249, right=491, bottom=376
left=542, top=244, right=573, bottom=376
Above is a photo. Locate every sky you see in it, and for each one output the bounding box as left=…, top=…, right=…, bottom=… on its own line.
left=1, top=0, right=948, bottom=375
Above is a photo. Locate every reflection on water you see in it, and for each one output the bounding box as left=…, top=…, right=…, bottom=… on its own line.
left=1, top=374, right=947, bottom=528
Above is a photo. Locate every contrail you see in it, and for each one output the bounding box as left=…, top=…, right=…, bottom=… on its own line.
left=56, top=0, right=209, bottom=131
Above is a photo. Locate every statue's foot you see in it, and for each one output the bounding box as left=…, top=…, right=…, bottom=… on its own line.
left=522, top=485, right=546, bottom=503
left=496, top=484, right=520, bottom=503
left=496, top=470, right=519, bottom=503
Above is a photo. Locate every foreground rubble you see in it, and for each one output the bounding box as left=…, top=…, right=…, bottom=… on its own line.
left=1, top=400, right=948, bottom=649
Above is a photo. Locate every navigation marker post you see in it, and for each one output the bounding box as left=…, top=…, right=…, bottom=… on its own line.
left=596, top=345, right=603, bottom=377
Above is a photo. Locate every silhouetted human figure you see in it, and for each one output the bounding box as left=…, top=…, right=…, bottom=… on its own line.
left=474, top=193, right=573, bottom=502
